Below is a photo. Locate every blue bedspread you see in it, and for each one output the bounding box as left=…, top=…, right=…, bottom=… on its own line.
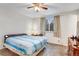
left=5, top=35, right=47, bottom=55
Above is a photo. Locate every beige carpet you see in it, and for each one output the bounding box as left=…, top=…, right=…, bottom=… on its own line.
left=0, top=43, right=67, bottom=56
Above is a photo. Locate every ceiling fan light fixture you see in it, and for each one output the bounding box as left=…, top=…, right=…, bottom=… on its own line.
left=27, top=3, right=48, bottom=12
left=34, top=6, right=41, bottom=12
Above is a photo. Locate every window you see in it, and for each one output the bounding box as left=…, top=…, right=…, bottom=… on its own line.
left=45, top=16, right=54, bottom=31
left=45, top=20, right=54, bottom=31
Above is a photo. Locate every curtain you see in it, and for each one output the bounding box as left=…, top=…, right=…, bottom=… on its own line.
left=54, top=16, right=61, bottom=37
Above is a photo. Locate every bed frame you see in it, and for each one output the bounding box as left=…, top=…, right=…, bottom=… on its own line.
left=4, top=33, right=27, bottom=42
left=3, top=33, right=45, bottom=56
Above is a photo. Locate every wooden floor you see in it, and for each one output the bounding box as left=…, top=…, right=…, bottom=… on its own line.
left=0, top=43, right=67, bottom=56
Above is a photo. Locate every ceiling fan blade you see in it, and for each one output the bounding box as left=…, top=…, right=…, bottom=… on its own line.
left=27, top=6, right=33, bottom=9
left=41, top=7, right=48, bottom=10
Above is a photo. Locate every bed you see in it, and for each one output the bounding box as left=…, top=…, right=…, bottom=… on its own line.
left=3, top=34, right=47, bottom=56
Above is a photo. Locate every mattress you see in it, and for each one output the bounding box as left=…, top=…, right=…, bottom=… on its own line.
left=5, top=35, right=47, bottom=55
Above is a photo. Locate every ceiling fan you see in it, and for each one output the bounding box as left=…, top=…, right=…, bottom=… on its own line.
left=27, top=3, right=48, bottom=12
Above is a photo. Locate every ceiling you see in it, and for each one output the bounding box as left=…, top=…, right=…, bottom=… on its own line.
left=0, top=3, right=79, bottom=18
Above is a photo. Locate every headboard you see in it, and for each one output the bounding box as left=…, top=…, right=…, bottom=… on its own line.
left=4, top=33, right=27, bottom=42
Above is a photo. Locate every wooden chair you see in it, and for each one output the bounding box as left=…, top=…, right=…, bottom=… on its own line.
left=68, top=37, right=79, bottom=56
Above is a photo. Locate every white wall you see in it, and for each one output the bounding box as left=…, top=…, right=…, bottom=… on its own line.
left=26, top=18, right=41, bottom=35
left=60, top=14, right=77, bottom=46
left=32, top=18, right=41, bottom=34
left=25, top=19, right=33, bottom=35
left=0, top=7, right=32, bottom=48
left=77, top=15, right=79, bottom=35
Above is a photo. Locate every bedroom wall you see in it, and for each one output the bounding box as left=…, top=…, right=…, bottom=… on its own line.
left=26, top=17, right=41, bottom=35
left=77, top=15, right=79, bottom=35
left=0, top=7, right=31, bottom=49
left=60, top=14, right=77, bottom=46
left=32, top=18, right=41, bottom=34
